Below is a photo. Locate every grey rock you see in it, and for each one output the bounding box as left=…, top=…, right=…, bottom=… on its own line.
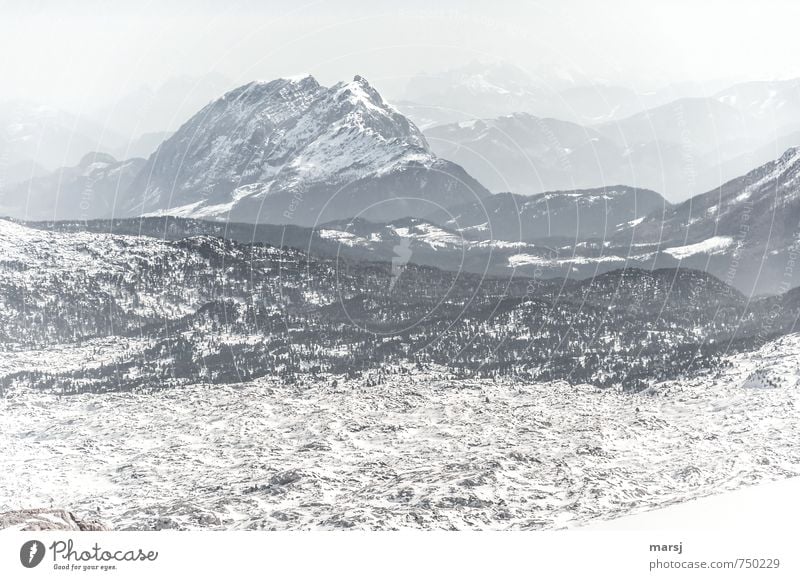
left=0, top=508, right=109, bottom=531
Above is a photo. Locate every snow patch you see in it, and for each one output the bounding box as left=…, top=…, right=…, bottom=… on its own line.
left=663, top=236, right=733, bottom=259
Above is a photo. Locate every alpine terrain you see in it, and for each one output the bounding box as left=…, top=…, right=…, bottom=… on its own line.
left=123, top=75, right=488, bottom=226
left=3, top=61, right=800, bottom=536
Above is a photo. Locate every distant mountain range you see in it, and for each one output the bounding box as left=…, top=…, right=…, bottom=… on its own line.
left=0, top=152, right=145, bottom=221
left=397, top=62, right=680, bottom=128
left=0, top=101, right=126, bottom=173
left=392, top=63, right=800, bottom=201
left=424, top=95, right=800, bottom=201
left=397, top=62, right=748, bottom=127
left=424, top=113, right=628, bottom=195
left=4, top=70, right=800, bottom=222
left=2, top=71, right=800, bottom=297
left=20, top=148, right=800, bottom=297
left=715, top=78, right=800, bottom=132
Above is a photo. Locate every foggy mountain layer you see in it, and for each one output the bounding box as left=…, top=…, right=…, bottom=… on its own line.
left=4, top=70, right=800, bottom=228
left=22, top=145, right=800, bottom=298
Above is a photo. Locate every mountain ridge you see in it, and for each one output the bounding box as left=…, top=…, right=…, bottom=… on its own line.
left=123, top=75, right=488, bottom=225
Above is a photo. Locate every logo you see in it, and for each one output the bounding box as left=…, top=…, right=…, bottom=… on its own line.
left=20, top=540, right=46, bottom=568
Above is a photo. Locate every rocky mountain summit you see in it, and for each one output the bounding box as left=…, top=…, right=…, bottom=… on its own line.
left=123, top=75, right=487, bottom=225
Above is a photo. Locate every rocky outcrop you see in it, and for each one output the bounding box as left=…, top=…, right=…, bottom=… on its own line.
left=0, top=508, right=109, bottom=531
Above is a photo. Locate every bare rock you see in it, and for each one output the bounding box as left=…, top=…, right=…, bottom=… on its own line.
left=0, top=508, right=109, bottom=531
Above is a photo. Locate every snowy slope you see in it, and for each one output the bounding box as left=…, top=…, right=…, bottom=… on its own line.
left=584, top=475, right=800, bottom=531
left=616, top=147, right=800, bottom=294
left=2, top=331, right=799, bottom=530
left=125, top=75, right=488, bottom=225
left=413, top=148, right=800, bottom=296
left=429, top=185, right=669, bottom=242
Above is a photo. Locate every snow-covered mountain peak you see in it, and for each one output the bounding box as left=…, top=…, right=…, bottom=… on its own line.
left=223, top=74, right=321, bottom=98
left=332, top=76, right=394, bottom=118
left=319, top=74, right=427, bottom=146
left=124, top=75, right=485, bottom=225
left=778, top=146, right=800, bottom=167
left=336, top=74, right=378, bottom=98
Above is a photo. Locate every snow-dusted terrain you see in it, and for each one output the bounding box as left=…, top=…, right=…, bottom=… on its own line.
left=584, top=474, right=800, bottom=531
left=1, top=333, right=798, bottom=530
left=121, top=75, right=488, bottom=226
left=3, top=69, right=800, bottom=535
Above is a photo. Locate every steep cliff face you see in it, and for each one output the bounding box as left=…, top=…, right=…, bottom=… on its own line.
left=125, top=75, right=488, bottom=225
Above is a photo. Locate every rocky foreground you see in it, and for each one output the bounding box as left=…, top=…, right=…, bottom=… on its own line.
left=0, top=508, right=108, bottom=531
left=1, top=334, right=799, bottom=531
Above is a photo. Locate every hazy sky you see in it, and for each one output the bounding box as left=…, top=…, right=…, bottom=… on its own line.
left=3, top=0, right=800, bottom=108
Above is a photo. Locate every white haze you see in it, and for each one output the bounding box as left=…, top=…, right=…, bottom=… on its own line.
left=2, top=0, right=800, bottom=202
left=2, top=0, right=800, bottom=109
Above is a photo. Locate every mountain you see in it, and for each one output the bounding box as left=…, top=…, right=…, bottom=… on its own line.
left=426, top=96, right=798, bottom=202
left=616, top=147, right=800, bottom=295
left=0, top=101, right=125, bottom=171
left=401, top=61, right=554, bottom=122
left=399, top=62, right=657, bottom=127
left=715, top=78, right=800, bottom=134
left=0, top=153, right=145, bottom=221
left=424, top=113, right=627, bottom=194
left=554, top=84, right=649, bottom=124
left=124, top=75, right=488, bottom=226
left=22, top=149, right=800, bottom=296
left=428, top=185, right=669, bottom=243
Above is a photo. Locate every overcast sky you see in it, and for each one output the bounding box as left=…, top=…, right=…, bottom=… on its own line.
left=3, top=0, right=800, bottom=109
